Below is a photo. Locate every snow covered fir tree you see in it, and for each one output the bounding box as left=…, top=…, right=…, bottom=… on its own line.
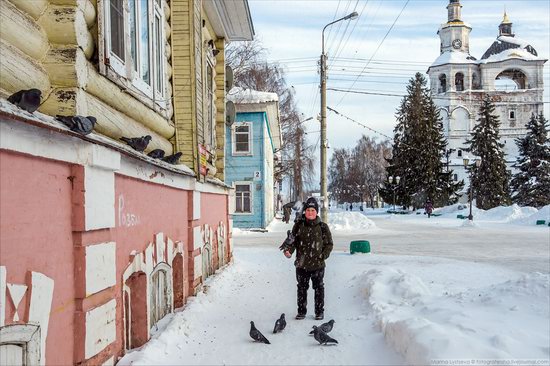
left=510, top=113, right=550, bottom=208
left=464, top=96, right=511, bottom=210
left=380, top=73, right=463, bottom=209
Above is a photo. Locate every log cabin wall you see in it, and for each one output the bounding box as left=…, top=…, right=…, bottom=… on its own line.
left=0, top=0, right=176, bottom=155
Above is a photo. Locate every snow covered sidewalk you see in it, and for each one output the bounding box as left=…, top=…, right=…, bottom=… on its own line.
left=118, top=247, right=549, bottom=365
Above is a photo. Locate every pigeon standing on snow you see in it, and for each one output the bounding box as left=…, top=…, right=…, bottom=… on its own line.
left=273, top=313, right=286, bottom=333
left=120, top=135, right=151, bottom=152
left=147, top=149, right=165, bottom=159
left=309, top=319, right=335, bottom=334
left=8, top=88, right=42, bottom=113
left=162, top=152, right=183, bottom=164
left=56, top=115, right=97, bottom=135
left=249, top=321, right=270, bottom=344
left=312, top=325, right=338, bottom=345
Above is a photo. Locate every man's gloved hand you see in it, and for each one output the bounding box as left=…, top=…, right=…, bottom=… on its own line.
left=278, top=230, right=295, bottom=251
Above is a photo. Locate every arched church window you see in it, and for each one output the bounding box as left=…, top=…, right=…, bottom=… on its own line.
left=472, top=73, right=480, bottom=90
left=495, top=69, right=526, bottom=90
left=455, top=73, right=464, bottom=91
left=439, top=74, right=447, bottom=93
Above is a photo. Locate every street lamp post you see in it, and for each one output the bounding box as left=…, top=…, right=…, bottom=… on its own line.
left=463, top=157, right=482, bottom=221
left=388, top=176, right=400, bottom=212
left=320, top=11, right=358, bottom=223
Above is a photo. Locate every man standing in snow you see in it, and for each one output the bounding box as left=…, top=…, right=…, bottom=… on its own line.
left=283, top=197, right=333, bottom=320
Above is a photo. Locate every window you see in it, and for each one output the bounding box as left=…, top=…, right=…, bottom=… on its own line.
left=457, top=149, right=462, bottom=157
left=235, top=184, right=252, bottom=213
left=453, top=173, right=458, bottom=181
left=103, top=0, right=165, bottom=103
left=205, top=62, right=215, bottom=147
left=150, top=264, right=171, bottom=328
left=233, top=123, right=252, bottom=155
left=509, top=110, right=516, bottom=120
left=455, top=72, right=464, bottom=91
left=439, top=74, right=447, bottom=93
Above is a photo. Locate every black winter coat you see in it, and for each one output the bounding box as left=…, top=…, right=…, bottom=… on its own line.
left=288, top=216, right=333, bottom=271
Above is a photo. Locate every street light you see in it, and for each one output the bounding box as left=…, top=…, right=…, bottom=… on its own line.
left=320, top=11, right=359, bottom=223
left=463, top=156, right=482, bottom=221
left=388, top=176, right=400, bottom=212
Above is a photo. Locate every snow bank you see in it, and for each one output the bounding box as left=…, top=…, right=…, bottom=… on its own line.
left=360, top=268, right=550, bottom=365
left=474, top=204, right=538, bottom=222
left=511, top=205, right=550, bottom=225
left=328, top=211, right=376, bottom=231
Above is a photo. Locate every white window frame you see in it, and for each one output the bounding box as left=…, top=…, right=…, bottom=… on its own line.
left=0, top=324, right=41, bottom=365
left=101, top=0, right=166, bottom=108
left=205, top=60, right=215, bottom=148
left=234, top=182, right=253, bottom=215
left=232, top=122, right=253, bottom=156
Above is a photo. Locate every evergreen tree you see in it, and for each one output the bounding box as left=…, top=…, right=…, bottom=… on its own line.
left=464, top=96, right=511, bottom=210
left=380, top=73, right=463, bottom=209
left=510, top=113, right=550, bottom=207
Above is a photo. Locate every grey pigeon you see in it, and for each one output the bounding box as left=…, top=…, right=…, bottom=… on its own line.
left=56, top=115, right=97, bottom=135
left=8, top=88, right=41, bottom=113
left=309, top=319, right=335, bottom=335
left=312, top=325, right=338, bottom=345
left=120, top=135, right=151, bottom=152
left=273, top=313, right=286, bottom=333
left=249, top=321, right=270, bottom=344
left=147, top=149, right=165, bottom=159
left=162, top=152, right=183, bottom=164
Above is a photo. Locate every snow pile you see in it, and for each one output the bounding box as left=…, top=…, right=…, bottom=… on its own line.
left=328, top=211, right=376, bottom=231
left=511, top=205, right=550, bottom=225
left=227, top=87, right=279, bottom=104
left=433, top=203, right=469, bottom=215
left=360, top=268, right=550, bottom=365
left=474, top=204, right=538, bottom=222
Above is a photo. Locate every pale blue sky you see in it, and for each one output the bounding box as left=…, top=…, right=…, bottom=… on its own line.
left=247, top=0, right=550, bottom=180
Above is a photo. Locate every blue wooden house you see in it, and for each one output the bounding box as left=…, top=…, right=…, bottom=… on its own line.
left=225, top=88, right=281, bottom=229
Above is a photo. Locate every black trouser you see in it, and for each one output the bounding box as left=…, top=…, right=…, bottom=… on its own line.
left=296, top=267, right=325, bottom=315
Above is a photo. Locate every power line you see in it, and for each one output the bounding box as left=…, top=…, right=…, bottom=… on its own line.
left=335, top=0, right=411, bottom=107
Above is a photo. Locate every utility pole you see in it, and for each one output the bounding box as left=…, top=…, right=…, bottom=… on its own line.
left=320, top=11, right=358, bottom=223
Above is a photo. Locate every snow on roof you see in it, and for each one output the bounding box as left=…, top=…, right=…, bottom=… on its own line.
left=227, top=87, right=279, bottom=104
left=430, top=51, right=478, bottom=68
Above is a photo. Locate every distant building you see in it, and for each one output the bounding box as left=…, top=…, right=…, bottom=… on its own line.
left=427, top=0, right=547, bottom=186
left=225, top=88, right=281, bottom=229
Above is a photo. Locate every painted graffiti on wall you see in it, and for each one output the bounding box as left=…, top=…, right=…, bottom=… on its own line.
left=118, top=194, right=141, bottom=227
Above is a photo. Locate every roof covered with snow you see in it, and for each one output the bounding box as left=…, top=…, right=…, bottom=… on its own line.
left=227, top=87, right=279, bottom=104
left=430, top=50, right=478, bottom=68
left=480, top=35, right=546, bottom=63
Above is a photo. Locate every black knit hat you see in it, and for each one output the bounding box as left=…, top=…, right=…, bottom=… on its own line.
left=305, top=197, right=319, bottom=213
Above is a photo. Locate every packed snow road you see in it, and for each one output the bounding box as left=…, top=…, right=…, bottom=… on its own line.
left=119, top=209, right=549, bottom=365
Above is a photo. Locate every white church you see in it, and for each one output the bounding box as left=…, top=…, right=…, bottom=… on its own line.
left=427, top=0, right=547, bottom=186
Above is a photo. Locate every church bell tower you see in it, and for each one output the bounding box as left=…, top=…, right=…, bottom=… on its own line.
left=438, top=0, right=472, bottom=54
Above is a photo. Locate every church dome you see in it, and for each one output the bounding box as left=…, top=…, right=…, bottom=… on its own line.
left=480, top=35, right=540, bottom=62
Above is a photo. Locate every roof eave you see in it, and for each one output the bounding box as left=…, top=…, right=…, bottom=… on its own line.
left=203, top=0, right=255, bottom=42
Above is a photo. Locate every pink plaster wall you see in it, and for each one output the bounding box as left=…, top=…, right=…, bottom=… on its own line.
left=0, top=150, right=75, bottom=366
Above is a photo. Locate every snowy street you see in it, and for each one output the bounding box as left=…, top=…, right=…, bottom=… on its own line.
left=119, top=208, right=549, bottom=365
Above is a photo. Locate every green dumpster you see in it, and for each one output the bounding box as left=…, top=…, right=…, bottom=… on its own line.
left=350, top=240, right=370, bottom=254
left=536, top=220, right=546, bottom=225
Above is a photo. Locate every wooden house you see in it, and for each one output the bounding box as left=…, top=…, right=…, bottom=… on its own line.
left=225, top=88, right=281, bottom=229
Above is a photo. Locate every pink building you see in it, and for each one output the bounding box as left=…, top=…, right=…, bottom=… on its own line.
left=0, top=104, right=234, bottom=364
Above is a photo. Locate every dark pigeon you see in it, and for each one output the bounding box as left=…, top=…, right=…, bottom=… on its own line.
left=249, top=321, right=270, bottom=344
left=312, top=325, right=338, bottom=345
left=8, top=88, right=42, bottom=113
left=120, top=135, right=151, bottom=152
left=56, top=115, right=97, bottom=135
left=162, top=152, right=183, bottom=164
left=273, top=313, right=286, bottom=334
left=147, top=149, right=165, bottom=159
left=309, top=319, right=335, bottom=335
